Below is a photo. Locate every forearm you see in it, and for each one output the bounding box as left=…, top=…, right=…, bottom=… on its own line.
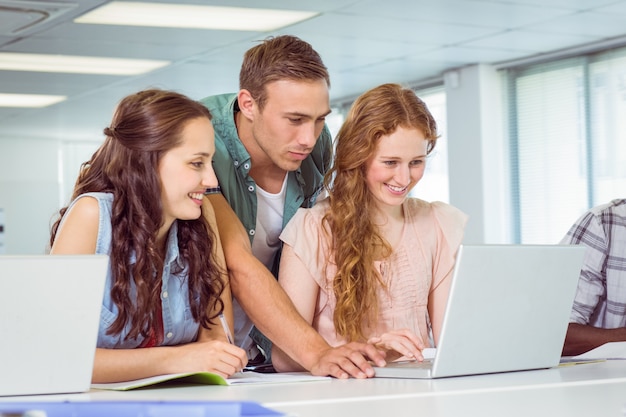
left=205, top=194, right=330, bottom=370
left=229, top=256, right=330, bottom=370
left=271, top=343, right=307, bottom=372
left=562, top=323, right=626, bottom=356
left=92, top=346, right=175, bottom=383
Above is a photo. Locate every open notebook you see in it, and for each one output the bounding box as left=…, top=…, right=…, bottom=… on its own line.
left=91, top=371, right=330, bottom=391
left=0, top=255, right=108, bottom=396
left=373, top=244, right=586, bottom=379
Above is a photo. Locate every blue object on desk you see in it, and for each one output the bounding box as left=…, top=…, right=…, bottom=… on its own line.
left=0, top=401, right=283, bottom=417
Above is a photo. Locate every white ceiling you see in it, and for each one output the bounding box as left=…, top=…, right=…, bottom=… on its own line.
left=1, top=0, right=626, bottom=142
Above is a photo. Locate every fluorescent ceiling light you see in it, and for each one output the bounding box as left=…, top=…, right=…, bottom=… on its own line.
left=0, top=53, right=170, bottom=75
left=74, top=1, right=318, bottom=31
left=0, top=93, right=67, bottom=108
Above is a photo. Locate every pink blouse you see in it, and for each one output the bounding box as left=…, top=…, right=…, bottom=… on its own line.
left=280, top=198, right=467, bottom=347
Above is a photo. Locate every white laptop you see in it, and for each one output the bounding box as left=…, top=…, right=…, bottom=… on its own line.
left=0, top=255, right=108, bottom=396
left=373, top=244, right=586, bottom=379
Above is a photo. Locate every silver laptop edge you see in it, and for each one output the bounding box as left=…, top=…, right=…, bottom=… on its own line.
left=374, top=244, right=586, bottom=379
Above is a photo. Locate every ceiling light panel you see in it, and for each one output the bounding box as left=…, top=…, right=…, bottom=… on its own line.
left=74, top=1, right=318, bottom=31
left=0, top=52, right=170, bottom=75
left=0, top=93, right=66, bottom=108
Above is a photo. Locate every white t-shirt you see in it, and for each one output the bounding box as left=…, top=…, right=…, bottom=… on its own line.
left=233, top=175, right=287, bottom=355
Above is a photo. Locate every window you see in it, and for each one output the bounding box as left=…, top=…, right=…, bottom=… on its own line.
left=410, top=86, right=449, bottom=203
left=506, top=46, right=626, bottom=243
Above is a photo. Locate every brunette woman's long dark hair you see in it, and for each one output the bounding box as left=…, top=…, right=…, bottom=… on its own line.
left=50, top=89, right=225, bottom=340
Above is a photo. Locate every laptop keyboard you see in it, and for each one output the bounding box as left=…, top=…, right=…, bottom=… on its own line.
left=387, top=358, right=434, bottom=369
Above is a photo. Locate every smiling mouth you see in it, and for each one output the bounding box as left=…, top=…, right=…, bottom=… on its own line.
left=188, top=192, right=204, bottom=200
left=386, top=183, right=408, bottom=193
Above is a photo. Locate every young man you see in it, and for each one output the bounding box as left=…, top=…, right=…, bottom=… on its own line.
left=560, top=198, right=626, bottom=356
left=201, top=35, right=385, bottom=378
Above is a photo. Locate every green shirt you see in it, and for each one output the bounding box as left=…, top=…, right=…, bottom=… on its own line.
left=200, top=93, right=333, bottom=270
left=200, top=93, right=332, bottom=361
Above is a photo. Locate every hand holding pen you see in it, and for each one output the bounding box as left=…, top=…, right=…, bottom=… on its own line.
left=219, top=312, right=275, bottom=373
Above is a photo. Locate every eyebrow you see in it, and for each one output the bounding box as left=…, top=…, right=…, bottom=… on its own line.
left=380, top=155, right=427, bottom=159
left=285, top=109, right=332, bottom=119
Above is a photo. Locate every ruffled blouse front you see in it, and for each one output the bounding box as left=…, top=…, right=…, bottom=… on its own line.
left=280, top=198, right=467, bottom=347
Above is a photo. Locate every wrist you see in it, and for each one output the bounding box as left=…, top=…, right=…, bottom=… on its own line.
left=299, top=339, right=331, bottom=371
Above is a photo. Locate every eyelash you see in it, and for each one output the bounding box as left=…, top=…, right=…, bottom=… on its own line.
left=288, top=118, right=326, bottom=124
left=383, top=160, right=424, bottom=166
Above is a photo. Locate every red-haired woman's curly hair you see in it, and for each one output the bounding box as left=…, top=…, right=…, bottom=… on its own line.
left=322, top=83, right=438, bottom=342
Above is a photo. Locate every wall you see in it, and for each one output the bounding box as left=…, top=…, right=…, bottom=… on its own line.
left=0, top=138, right=60, bottom=254
left=445, top=64, right=512, bottom=244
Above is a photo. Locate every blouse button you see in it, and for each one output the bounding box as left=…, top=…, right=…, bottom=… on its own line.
left=166, top=332, right=173, bottom=339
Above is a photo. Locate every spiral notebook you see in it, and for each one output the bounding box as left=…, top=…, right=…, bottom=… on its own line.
left=373, top=244, right=586, bottom=379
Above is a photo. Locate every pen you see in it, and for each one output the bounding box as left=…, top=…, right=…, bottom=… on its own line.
left=218, top=313, right=235, bottom=345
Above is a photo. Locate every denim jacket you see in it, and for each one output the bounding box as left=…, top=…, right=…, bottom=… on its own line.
left=66, top=192, right=199, bottom=348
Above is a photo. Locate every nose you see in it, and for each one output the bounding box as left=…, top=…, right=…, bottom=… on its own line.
left=395, top=164, right=411, bottom=186
left=297, top=122, right=318, bottom=149
left=202, top=165, right=219, bottom=188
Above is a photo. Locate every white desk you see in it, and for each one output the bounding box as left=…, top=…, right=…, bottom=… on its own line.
left=3, top=361, right=626, bottom=417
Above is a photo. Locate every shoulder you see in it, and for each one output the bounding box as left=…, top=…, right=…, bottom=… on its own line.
left=198, top=93, right=236, bottom=114
left=590, top=198, right=626, bottom=219
left=280, top=201, right=332, bottom=271
left=405, top=198, right=466, bottom=220
left=298, top=126, right=332, bottom=200
left=404, top=197, right=430, bottom=212
left=315, top=124, right=333, bottom=156
left=566, top=199, right=626, bottom=235
left=291, top=199, right=329, bottom=226
left=51, top=193, right=106, bottom=254
left=564, top=199, right=626, bottom=244
left=67, top=195, right=100, bottom=223
left=282, top=199, right=329, bottom=239
left=308, top=124, right=333, bottom=168
left=199, top=94, right=237, bottom=138
left=429, top=200, right=468, bottom=222
left=404, top=198, right=468, bottom=235
left=311, top=198, right=330, bottom=214
left=67, top=192, right=112, bottom=221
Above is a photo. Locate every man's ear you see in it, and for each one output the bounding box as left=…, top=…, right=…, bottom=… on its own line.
left=237, top=89, right=256, bottom=120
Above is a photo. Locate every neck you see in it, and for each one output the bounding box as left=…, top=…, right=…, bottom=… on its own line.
left=156, top=219, right=174, bottom=255
left=372, top=203, right=405, bottom=251
left=371, top=202, right=404, bottom=226
left=251, top=166, right=287, bottom=194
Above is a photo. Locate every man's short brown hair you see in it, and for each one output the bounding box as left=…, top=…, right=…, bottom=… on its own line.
left=239, top=35, right=330, bottom=110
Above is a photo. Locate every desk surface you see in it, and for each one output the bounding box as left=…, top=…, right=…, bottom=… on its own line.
left=2, top=360, right=626, bottom=417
